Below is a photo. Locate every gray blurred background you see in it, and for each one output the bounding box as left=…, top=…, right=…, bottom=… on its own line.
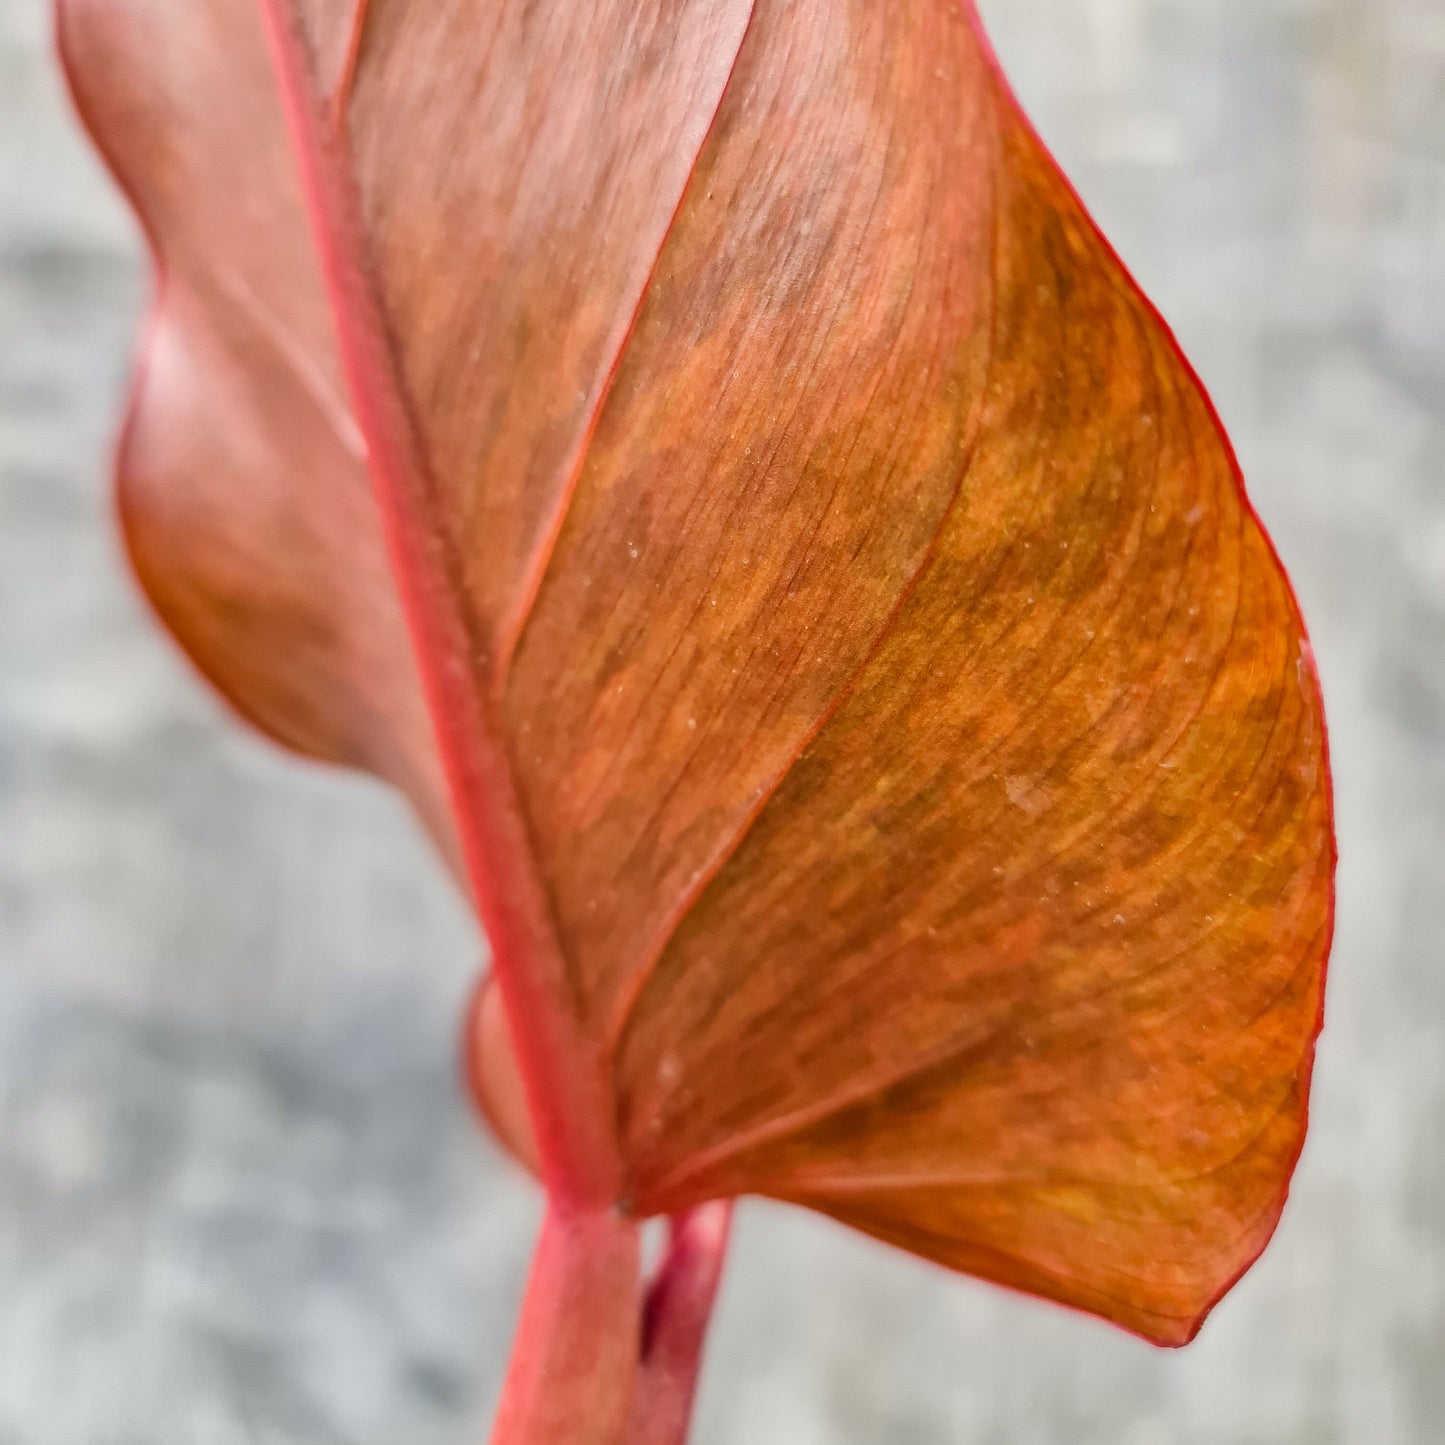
left=2, top=0, right=1441, bottom=1440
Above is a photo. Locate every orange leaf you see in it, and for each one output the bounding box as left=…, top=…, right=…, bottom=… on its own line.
left=67, top=0, right=1334, bottom=1348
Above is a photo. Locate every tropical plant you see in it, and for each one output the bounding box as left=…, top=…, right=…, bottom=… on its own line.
left=58, top=1, right=1335, bottom=1441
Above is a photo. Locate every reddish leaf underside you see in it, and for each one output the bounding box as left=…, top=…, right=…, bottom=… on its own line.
left=62, top=0, right=1334, bottom=1348
left=57, top=0, right=454, bottom=856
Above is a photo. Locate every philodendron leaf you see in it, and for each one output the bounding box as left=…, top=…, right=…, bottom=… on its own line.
left=57, top=0, right=454, bottom=855
left=65, top=0, right=1333, bottom=1348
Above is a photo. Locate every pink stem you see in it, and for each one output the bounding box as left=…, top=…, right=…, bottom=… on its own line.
left=490, top=1204, right=643, bottom=1445
left=624, top=1203, right=734, bottom=1445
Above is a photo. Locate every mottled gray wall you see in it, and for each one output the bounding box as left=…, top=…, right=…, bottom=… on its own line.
left=2, top=0, right=1441, bottom=1441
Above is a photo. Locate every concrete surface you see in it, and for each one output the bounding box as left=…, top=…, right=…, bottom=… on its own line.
left=2, top=0, right=1442, bottom=1440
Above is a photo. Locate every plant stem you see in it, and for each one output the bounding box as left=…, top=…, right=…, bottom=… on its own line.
left=624, top=1203, right=734, bottom=1445
left=489, top=1200, right=734, bottom=1445
left=490, top=1204, right=642, bottom=1445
